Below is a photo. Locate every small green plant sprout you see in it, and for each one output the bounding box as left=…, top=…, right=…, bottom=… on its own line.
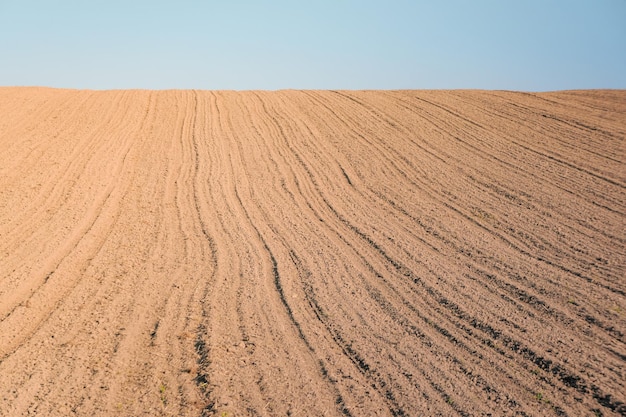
left=159, top=383, right=167, bottom=405
left=535, top=392, right=552, bottom=405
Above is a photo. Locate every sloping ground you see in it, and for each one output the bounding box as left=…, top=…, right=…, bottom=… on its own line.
left=0, top=88, right=624, bottom=416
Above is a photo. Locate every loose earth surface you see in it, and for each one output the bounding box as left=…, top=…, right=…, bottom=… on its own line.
left=0, top=88, right=624, bottom=416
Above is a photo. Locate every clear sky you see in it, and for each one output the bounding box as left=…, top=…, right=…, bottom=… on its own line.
left=1, top=1, right=625, bottom=91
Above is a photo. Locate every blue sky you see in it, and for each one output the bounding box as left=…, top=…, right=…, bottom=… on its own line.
left=0, top=1, right=624, bottom=90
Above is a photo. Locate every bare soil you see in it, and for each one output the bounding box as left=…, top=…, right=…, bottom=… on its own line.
left=0, top=88, right=624, bottom=416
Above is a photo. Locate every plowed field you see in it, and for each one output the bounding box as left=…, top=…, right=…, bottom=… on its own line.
left=0, top=88, right=624, bottom=416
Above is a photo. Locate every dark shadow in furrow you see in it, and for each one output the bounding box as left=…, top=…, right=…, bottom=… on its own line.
left=582, top=314, right=625, bottom=343
left=149, top=320, right=159, bottom=342
left=194, top=325, right=216, bottom=416
left=241, top=197, right=307, bottom=347
left=339, top=166, right=352, bottom=186
left=189, top=91, right=219, bottom=417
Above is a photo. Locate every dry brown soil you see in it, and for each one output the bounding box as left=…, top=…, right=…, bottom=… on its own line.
left=0, top=88, right=624, bottom=416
